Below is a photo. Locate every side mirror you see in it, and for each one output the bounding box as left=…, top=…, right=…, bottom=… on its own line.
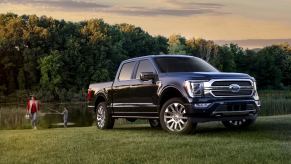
left=140, top=72, right=155, bottom=81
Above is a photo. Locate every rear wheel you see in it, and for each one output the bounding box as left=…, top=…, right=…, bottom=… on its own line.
left=149, top=119, right=161, bottom=128
left=222, top=118, right=256, bottom=129
left=96, top=102, right=115, bottom=129
left=160, top=98, right=196, bottom=134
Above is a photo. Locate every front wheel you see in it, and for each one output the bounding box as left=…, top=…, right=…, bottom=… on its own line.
left=160, top=98, right=196, bottom=134
left=96, top=102, right=115, bottom=129
left=222, top=118, right=256, bottom=129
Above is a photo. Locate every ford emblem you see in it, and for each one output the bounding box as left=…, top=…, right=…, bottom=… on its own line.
left=229, top=84, right=240, bottom=93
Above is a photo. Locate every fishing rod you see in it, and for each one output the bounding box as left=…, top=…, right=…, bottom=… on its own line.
left=47, top=107, right=62, bottom=114
left=36, top=107, right=63, bottom=117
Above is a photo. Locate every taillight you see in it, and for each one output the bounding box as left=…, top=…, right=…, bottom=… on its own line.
left=87, top=88, right=93, bottom=101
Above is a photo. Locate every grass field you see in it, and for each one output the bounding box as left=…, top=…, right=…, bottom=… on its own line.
left=0, top=115, right=290, bottom=164
left=259, top=90, right=291, bottom=116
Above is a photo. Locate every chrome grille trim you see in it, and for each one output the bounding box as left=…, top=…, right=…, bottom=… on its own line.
left=204, top=79, right=254, bottom=97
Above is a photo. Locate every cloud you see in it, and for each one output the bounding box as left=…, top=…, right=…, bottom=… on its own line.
left=112, top=8, right=219, bottom=17
left=0, top=0, right=227, bottom=16
left=165, top=0, right=224, bottom=8
left=37, top=0, right=110, bottom=10
left=1, top=0, right=110, bottom=11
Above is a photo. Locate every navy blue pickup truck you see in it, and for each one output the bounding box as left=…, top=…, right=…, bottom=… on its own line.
left=88, top=55, right=260, bottom=134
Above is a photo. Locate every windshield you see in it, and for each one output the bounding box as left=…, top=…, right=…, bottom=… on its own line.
left=153, top=56, right=218, bottom=73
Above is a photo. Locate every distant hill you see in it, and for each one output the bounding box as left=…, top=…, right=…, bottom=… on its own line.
left=215, top=39, right=291, bottom=49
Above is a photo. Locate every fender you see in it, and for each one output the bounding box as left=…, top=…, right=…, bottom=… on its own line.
left=89, top=90, right=110, bottom=113
left=158, top=85, right=190, bottom=106
left=94, top=90, right=108, bottom=105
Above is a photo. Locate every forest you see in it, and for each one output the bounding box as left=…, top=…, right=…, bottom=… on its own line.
left=1, top=13, right=291, bottom=101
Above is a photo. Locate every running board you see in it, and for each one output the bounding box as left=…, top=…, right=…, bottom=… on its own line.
left=112, top=116, right=159, bottom=119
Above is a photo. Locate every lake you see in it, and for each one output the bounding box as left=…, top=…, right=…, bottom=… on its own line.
left=0, top=102, right=94, bottom=129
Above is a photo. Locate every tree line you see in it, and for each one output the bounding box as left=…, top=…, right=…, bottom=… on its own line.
left=0, top=13, right=290, bottom=100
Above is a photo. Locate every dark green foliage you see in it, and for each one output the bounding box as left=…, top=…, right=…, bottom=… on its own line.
left=115, top=23, right=159, bottom=57
left=0, top=14, right=164, bottom=100
left=40, top=51, right=64, bottom=98
left=252, top=45, right=291, bottom=88
left=0, top=13, right=291, bottom=100
left=154, top=35, right=169, bottom=54
left=212, top=45, right=236, bottom=72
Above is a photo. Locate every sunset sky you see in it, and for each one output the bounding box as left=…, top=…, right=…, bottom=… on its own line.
left=1, top=0, right=291, bottom=40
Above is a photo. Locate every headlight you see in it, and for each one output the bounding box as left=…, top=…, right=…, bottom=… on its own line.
left=253, top=81, right=257, bottom=91
left=184, top=80, right=205, bottom=97
left=253, top=80, right=260, bottom=101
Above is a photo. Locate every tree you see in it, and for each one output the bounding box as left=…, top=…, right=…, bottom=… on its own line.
left=213, top=45, right=236, bottom=72
left=153, top=35, right=168, bottom=54
left=39, top=51, right=64, bottom=98
left=186, top=38, right=218, bottom=62
left=168, top=34, right=187, bottom=54
left=250, top=43, right=291, bottom=88
left=115, top=23, right=158, bottom=58
left=1, top=13, right=291, bottom=99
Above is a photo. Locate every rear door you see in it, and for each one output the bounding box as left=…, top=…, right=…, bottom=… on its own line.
left=112, top=61, right=137, bottom=113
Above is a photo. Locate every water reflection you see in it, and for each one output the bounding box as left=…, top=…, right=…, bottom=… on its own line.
left=0, top=102, right=94, bottom=129
left=40, top=102, right=94, bottom=128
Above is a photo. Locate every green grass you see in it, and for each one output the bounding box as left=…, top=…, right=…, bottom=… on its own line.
left=0, top=107, right=31, bottom=129
left=259, top=90, right=291, bottom=116
left=0, top=115, right=291, bottom=164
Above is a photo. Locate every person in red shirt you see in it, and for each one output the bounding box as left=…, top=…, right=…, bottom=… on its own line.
left=26, top=95, right=39, bottom=129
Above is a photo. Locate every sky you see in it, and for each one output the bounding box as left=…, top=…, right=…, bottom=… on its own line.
left=0, top=0, right=291, bottom=40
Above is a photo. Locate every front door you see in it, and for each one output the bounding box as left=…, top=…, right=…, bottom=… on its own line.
left=129, top=59, right=159, bottom=117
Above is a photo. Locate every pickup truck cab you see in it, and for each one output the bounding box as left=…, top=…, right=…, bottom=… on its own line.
left=88, top=55, right=260, bottom=134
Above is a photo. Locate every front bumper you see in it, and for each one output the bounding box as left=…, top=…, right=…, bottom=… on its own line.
left=184, top=99, right=260, bottom=122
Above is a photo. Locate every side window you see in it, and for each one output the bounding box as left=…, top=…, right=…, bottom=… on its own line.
left=118, top=62, right=136, bottom=81
left=136, top=60, right=156, bottom=79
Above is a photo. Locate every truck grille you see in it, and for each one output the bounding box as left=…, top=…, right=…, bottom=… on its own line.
left=205, top=79, right=254, bottom=97
left=212, top=90, right=253, bottom=97
left=212, top=81, right=252, bottom=87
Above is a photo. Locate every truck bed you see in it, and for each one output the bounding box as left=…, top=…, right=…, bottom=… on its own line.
left=89, top=81, right=113, bottom=93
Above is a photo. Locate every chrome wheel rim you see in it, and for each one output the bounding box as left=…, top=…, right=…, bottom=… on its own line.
left=228, top=119, right=246, bottom=126
left=97, top=106, right=105, bottom=128
left=164, top=103, right=188, bottom=132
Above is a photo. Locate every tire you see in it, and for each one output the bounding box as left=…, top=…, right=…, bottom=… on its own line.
left=149, top=119, right=161, bottom=128
left=96, top=102, right=115, bottom=129
left=222, top=118, right=256, bottom=129
left=160, top=98, right=196, bottom=134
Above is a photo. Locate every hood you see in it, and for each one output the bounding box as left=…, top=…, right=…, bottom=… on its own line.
left=159, top=72, right=252, bottom=80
